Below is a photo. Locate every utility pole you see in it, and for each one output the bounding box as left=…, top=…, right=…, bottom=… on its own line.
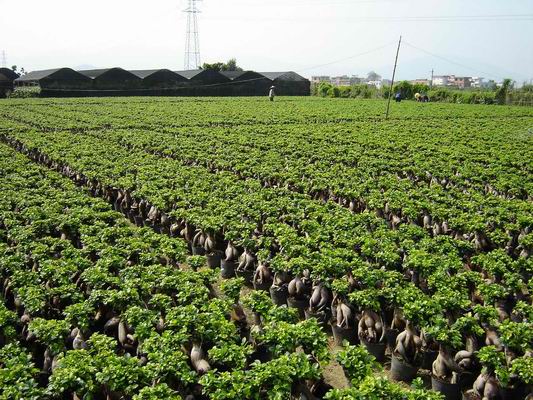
left=430, top=69, right=434, bottom=89
left=184, top=0, right=201, bottom=70
left=0, top=51, right=6, bottom=68
left=385, top=35, right=402, bottom=119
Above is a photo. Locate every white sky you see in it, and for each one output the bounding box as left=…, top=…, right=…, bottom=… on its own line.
left=1, top=0, right=532, bottom=82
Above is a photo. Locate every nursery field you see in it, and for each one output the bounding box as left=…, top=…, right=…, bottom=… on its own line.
left=0, top=97, right=532, bottom=400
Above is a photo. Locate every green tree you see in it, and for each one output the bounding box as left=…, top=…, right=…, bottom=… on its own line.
left=202, top=58, right=243, bottom=72
left=495, top=78, right=513, bottom=105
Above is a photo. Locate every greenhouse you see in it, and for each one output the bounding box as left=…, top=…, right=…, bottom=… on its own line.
left=13, top=67, right=310, bottom=97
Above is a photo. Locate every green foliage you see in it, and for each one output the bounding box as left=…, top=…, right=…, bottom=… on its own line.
left=28, top=318, right=70, bottom=354
left=336, top=345, right=381, bottom=385
left=220, top=277, right=245, bottom=303
left=476, top=345, right=505, bottom=371
left=132, top=384, right=182, bottom=400
left=200, top=353, right=320, bottom=400
left=256, top=319, right=330, bottom=362
left=498, top=320, right=532, bottom=353
left=0, top=343, right=43, bottom=399
left=510, top=356, right=533, bottom=385
left=208, top=341, right=254, bottom=370
left=202, top=58, right=243, bottom=72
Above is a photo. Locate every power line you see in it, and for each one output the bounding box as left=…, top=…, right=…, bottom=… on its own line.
left=204, top=14, right=533, bottom=23
left=403, top=41, right=507, bottom=81
left=296, top=41, right=396, bottom=72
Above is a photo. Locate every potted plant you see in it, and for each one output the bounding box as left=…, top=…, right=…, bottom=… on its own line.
left=287, top=257, right=311, bottom=319
left=329, top=279, right=357, bottom=346
left=306, top=280, right=332, bottom=326
left=426, top=317, right=464, bottom=400
left=391, top=320, right=422, bottom=382
left=349, top=289, right=386, bottom=362
left=203, top=229, right=224, bottom=269
left=235, top=238, right=256, bottom=286
left=268, top=257, right=290, bottom=306
left=464, top=345, right=529, bottom=400
left=221, top=233, right=239, bottom=279
left=191, top=228, right=206, bottom=256
left=336, top=344, right=381, bottom=387
left=253, top=249, right=273, bottom=291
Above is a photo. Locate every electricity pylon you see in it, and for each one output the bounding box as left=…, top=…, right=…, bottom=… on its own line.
left=184, top=0, right=201, bottom=70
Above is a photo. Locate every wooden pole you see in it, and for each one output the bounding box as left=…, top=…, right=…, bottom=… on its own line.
left=386, top=35, right=402, bottom=119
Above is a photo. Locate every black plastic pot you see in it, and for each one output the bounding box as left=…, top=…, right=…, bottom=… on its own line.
left=206, top=251, right=223, bottom=269
left=500, top=386, right=526, bottom=400
left=287, top=297, right=308, bottom=319
left=192, top=246, right=205, bottom=256
left=269, top=285, right=288, bottom=306
left=251, top=345, right=272, bottom=363
left=220, top=260, right=236, bottom=279
left=390, top=354, right=419, bottom=382
left=361, top=340, right=386, bottom=362
left=331, top=323, right=358, bottom=346
left=235, top=269, right=254, bottom=287
left=421, top=349, right=438, bottom=370
left=253, top=278, right=272, bottom=292
left=459, top=371, right=477, bottom=391
left=304, top=309, right=331, bottom=328
left=385, top=328, right=400, bottom=352
left=133, top=215, right=144, bottom=227
left=431, top=375, right=461, bottom=400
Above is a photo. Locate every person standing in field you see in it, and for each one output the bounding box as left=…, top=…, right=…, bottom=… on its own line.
left=395, top=92, right=402, bottom=102
left=269, top=86, right=276, bottom=101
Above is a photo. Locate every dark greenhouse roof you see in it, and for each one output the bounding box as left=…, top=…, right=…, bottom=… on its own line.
left=0, top=68, right=19, bottom=81
left=131, top=69, right=168, bottom=79
left=221, top=71, right=247, bottom=80
left=174, top=70, right=204, bottom=79
left=260, top=72, right=307, bottom=81
left=78, top=69, right=114, bottom=79
left=15, top=68, right=308, bottom=83
left=15, top=68, right=62, bottom=82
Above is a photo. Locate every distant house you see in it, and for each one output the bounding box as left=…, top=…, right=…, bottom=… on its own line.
left=471, top=77, right=484, bottom=88
left=331, top=75, right=352, bottom=86
left=410, top=79, right=431, bottom=86
left=454, top=77, right=472, bottom=89
left=366, top=80, right=384, bottom=89
left=311, top=76, right=331, bottom=84
left=432, top=75, right=453, bottom=87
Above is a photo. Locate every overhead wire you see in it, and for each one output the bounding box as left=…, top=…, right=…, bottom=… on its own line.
left=38, top=41, right=398, bottom=92
left=402, top=40, right=509, bottom=81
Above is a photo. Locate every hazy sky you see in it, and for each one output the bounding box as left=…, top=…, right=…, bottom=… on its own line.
left=1, top=0, right=532, bottom=82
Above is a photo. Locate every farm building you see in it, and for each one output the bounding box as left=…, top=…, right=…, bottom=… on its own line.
left=0, top=68, right=18, bottom=98
left=12, top=67, right=310, bottom=97
left=259, top=72, right=311, bottom=96
left=174, top=69, right=232, bottom=96
left=131, top=69, right=188, bottom=93
left=15, top=68, right=93, bottom=96
left=78, top=68, right=142, bottom=92
left=221, top=71, right=272, bottom=96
